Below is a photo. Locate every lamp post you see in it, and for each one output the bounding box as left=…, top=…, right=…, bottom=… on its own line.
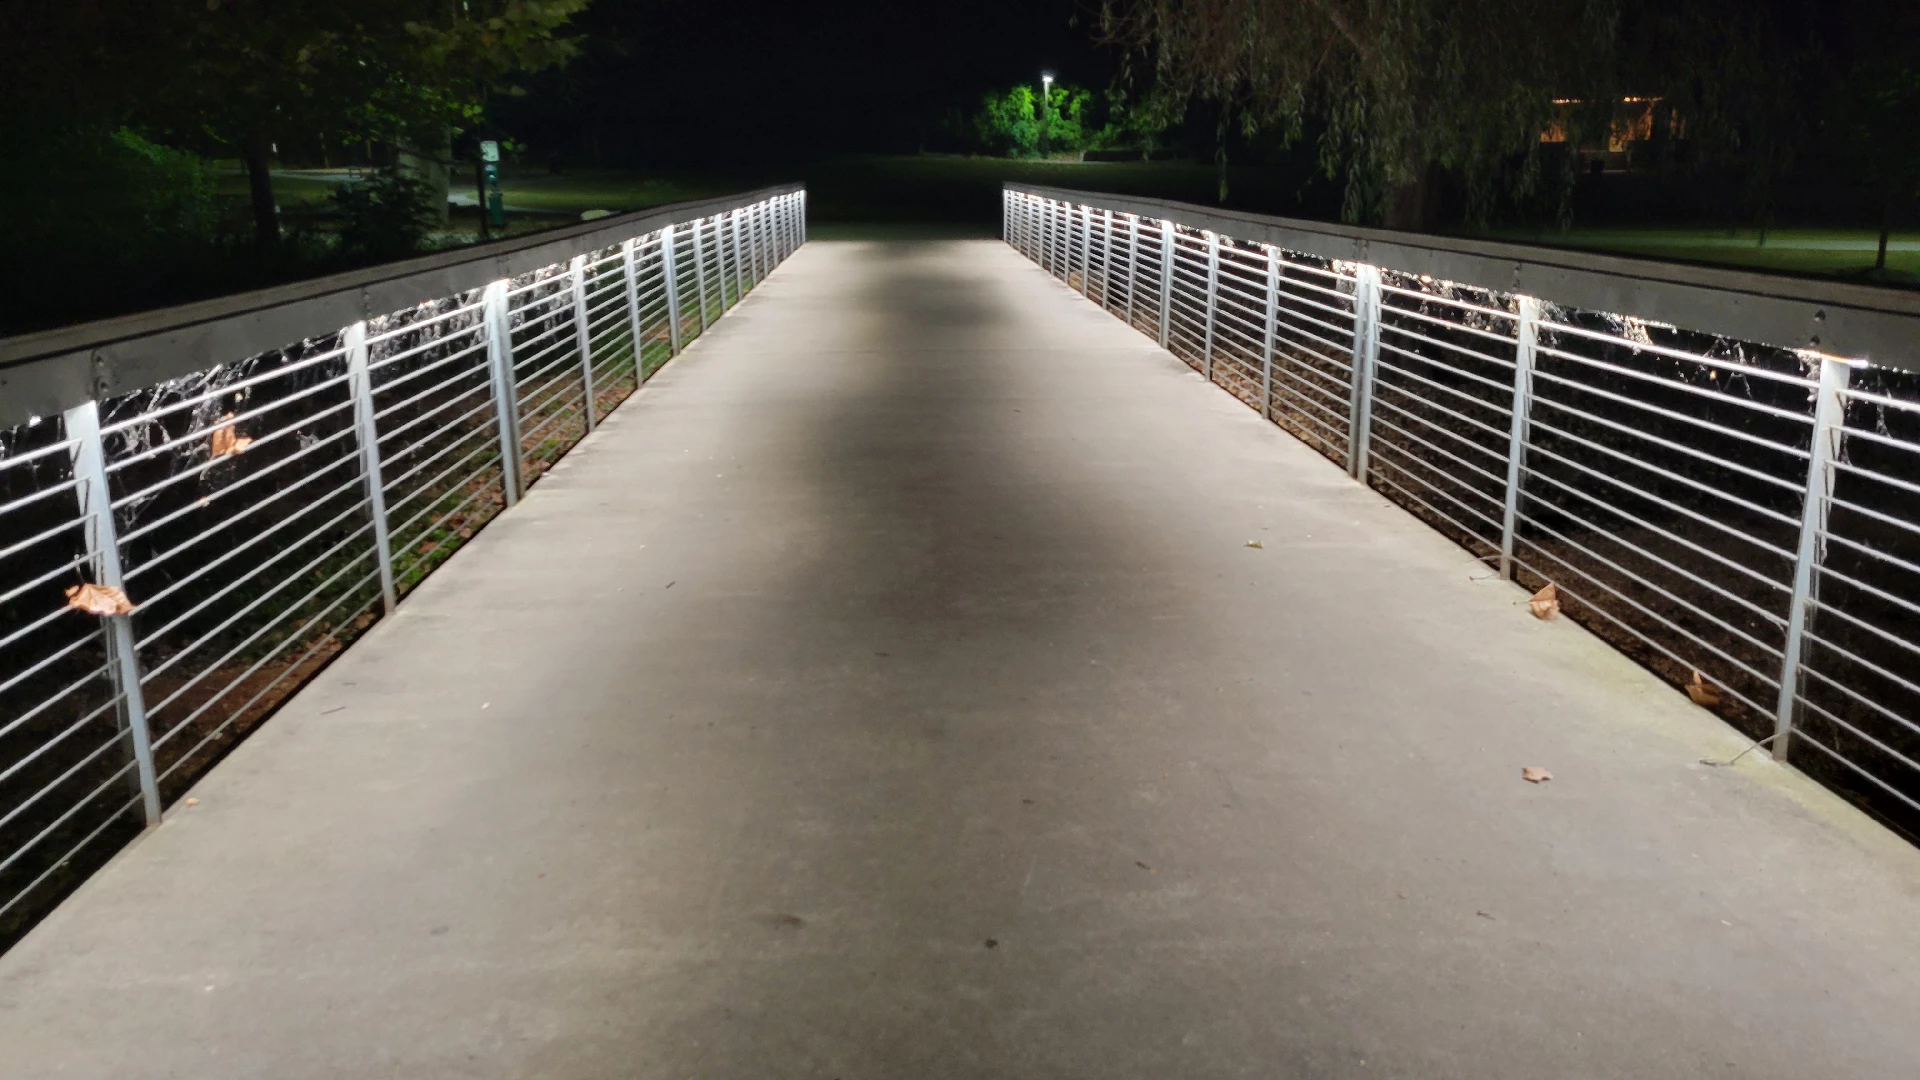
left=1039, top=73, right=1054, bottom=158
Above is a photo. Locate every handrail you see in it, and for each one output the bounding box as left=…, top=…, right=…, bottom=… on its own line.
left=1004, top=185, right=1920, bottom=842
left=0, top=185, right=806, bottom=946
left=0, top=184, right=804, bottom=429
left=1005, top=183, right=1920, bottom=373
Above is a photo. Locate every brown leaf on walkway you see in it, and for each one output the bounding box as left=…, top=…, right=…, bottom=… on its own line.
left=1522, top=766, right=1553, bottom=784
left=1244, top=539, right=1264, bottom=549
left=1686, top=671, right=1722, bottom=708
left=208, top=415, right=253, bottom=458
left=1528, top=583, right=1560, bottom=620
left=65, top=583, right=135, bottom=616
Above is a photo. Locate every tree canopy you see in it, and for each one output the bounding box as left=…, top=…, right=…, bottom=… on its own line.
left=1098, top=0, right=1903, bottom=232
left=1, top=0, right=590, bottom=246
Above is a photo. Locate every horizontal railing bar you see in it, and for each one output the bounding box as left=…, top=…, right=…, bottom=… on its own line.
left=1528, top=367, right=1811, bottom=459
left=1534, top=342, right=1821, bottom=425
left=1, top=185, right=803, bottom=428
left=1525, top=394, right=1806, bottom=493
left=1010, top=183, right=1920, bottom=372
left=1789, top=720, right=1920, bottom=813
left=1542, top=318, right=1823, bottom=388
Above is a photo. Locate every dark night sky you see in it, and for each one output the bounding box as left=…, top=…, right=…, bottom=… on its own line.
left=507, top=0, right=1114, bottom=164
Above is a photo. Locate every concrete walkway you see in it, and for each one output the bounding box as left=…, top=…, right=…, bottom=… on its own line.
left=3, top=240, right=1918, bottom=1079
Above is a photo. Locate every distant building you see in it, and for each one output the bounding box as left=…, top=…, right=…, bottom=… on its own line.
left=1540, top=97, right=1682, bottom=170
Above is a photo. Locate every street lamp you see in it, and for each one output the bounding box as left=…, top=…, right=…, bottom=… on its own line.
left=1039, top=73, right=1054, bottom=158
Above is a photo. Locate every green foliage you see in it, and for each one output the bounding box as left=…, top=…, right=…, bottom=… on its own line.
left=0, top=124, right=220, bottom=272
left=1099, top=0, right=1894, bottom=230
left=1102, top=0, right=1619, bottom=225
left=331, top=171, right=444, bottom=260
left=972, top=82, right=1154, bottom=158
left=976, top=85, right=1042, bottom=156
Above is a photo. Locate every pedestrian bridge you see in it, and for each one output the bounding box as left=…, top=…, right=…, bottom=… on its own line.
left=2, top=189, right=1919, bottom=1078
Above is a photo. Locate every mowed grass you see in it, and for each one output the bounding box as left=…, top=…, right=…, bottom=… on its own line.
left=212, top=155, right=1916, bottom=289
left=1477, top=224, right=1920, bottom=285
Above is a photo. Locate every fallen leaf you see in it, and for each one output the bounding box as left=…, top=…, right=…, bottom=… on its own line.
left=457, top=527, right=474, bottom=539
left=983, top=939, right=998, bottom=949
left=1685, top=670, right=1722, bottom=707
left=1528, top=583, right=1560, bottom=620
left=208, top=415, right=253, bottom=458
left=184, top=797, right=199, bottom=807
left=1522, top=766, right=1553, bottom=784
left=65, top=583, right=136, bottom=615
left=1244, top=539, right=1264, bottom=549
left=418, top=541, right=438, bottom=555
left=1476, top=910, right=1496, bottom=919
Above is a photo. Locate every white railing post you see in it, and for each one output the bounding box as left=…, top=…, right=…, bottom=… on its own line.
left=622, top=236, right=646, bottom=378
left=343, top=321, right=398, bottom=614
left=661, top=224, right=684, bottom=357
left=1497, top=297, right=1540, bottom=580
left=568, top=255, right=598, bottom=429
left=1201, top=232, right=1222, bottom=382
left=731, top=210, right=747, bottom=301
left=64, top=400, right=162, bottom=827
left=1773, top=356, right=1851, bottom=762
left=1075, top=204, right=1090, bottom=294
left=1066, top=204, right=1077, bottom=286
left=1346, top=263, right=1383, bottom=481
left=482, top=279, right=524, bottom=505
left=1124, top=215, right=1139, bottom=329
left=1259, top=246, right=1280, bottom=421
left=1157, top=220, right=1176, bottom=349
left=691, top=219, right=711, bottom=333
left=1098, top=210, right=1114, bottom=308
left=751, top=202, right=766, bottom=282
left=1044, top=199, right=1059, bottom=272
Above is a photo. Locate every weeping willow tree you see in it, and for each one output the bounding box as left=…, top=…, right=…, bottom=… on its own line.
left=1099, top=0, right=1822, bottom=231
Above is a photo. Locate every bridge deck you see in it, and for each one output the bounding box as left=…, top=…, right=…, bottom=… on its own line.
left=3, top=239, right=1918, bottom=1079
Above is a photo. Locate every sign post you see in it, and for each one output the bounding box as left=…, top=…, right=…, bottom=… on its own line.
left=479, top=140, right=506, bottom=238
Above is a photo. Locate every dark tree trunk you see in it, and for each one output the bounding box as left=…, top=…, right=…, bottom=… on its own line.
left=474, top=159, right=492, bottom=242
left=1876, top=186, right=1894, bottom=272
left=1384, top=161, right=1441, bottom=233
left=241, top=129, right=279, bottom=251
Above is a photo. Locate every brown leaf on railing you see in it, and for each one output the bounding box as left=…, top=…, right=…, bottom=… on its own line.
left=1528, top=583, right=1560, bottom=620
left=1686, top=671, right=1722, bottom=707
left=65, top=583, right=136, bottom=616
left=208, top=414, right=253, bottom=458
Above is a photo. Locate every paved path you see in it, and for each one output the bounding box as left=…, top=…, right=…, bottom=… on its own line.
left=3, top=240, right=1918, bottom=1079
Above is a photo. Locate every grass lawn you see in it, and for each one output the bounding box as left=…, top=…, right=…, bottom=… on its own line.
left=168, top=154, right=1920, bottom=319
left=1473, top=224, right=1920, bottom=286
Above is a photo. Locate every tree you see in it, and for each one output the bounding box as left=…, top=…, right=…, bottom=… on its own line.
left=1098, top=0, right=1828, bottom=232
left=972, top=82, right=1112, bottom=158
left=1819, top=3, right=1920, bottom=274
left=975, top=85, right=1044, bottom=157
left=21, top=1, right=592, bottom=250
left=1101, top=0, right=1620, bottom=228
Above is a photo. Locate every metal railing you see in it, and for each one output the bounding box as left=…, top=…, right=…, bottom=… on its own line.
left=0, top=185, right=805, bottom=942
left=1006, top=184, right=1920, bottom=839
